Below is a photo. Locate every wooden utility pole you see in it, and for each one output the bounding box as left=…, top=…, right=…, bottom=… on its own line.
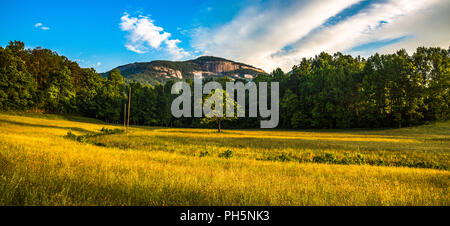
left=123, top=104, right=127, bottom=128
left=127, top=86, right=131, bottom=129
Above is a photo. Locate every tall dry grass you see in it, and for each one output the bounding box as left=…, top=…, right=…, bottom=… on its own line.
left=0, top=113, right=448, bottom=205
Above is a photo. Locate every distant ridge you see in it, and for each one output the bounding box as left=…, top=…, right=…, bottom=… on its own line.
left=105, top=56, right=267, bottom=85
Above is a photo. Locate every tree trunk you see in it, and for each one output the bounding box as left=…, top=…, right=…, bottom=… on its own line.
left=218, top=120, right=221, bottom=133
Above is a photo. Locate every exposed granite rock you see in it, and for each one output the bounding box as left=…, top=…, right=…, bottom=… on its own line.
left=108, top=56, right=267, bottom=85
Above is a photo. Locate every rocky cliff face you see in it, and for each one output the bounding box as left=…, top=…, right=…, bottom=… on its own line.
left=202, top=61, right=239, bottom=73
left=111, top=56, right=266, bottom=85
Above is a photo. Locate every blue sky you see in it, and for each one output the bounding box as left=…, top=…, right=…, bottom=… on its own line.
left=1, top=0, right=449, bottom=72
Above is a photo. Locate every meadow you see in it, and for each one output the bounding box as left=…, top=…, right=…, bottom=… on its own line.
left=0, top=112, right=448, bottom=205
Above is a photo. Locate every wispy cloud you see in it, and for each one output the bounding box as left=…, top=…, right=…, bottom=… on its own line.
left=34, top=22, right=50, bottom=30
left=374, top=0, right=450, bottom=55
left=191, top=0, right=450, bottom=71
left=125, top=44, right=147, bottom=54
left=191, top=0, right=362, bottom=71
left=120, top=12, right=190, bottom=60
left=279, top=0, right=448, bottom=62
left=73, top=59, right=102, bottom=70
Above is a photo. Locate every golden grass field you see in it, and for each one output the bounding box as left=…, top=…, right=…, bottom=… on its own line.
left=0, top=112, right=449, bottom=205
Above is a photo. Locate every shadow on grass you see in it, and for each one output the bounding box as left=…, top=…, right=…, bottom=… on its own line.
left=1, top=111, right=106, bottom=125
left=0, top=119, right=92, bottom=133
left=147, top=135, right=386, bottom=152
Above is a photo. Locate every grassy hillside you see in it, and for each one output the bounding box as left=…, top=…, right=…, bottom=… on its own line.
left=0, top=112, right=448, bottom=205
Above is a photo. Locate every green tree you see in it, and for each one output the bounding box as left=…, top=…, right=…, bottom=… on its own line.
left=76, top=68, right=104, bottom=117
left=202, top=89, right=240, bottom=132
left=0, top=47, right=36, bottom=110
left=46, top=66, right=75, bottom=113
left=413, top=47, right=449, bottom=121
left=280, top=89, right=298, bottom=128
left=96, top=69, right=124, bottom=122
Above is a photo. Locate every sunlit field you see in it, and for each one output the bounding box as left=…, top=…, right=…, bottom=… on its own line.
left=0, top=112, right=449, bottom=206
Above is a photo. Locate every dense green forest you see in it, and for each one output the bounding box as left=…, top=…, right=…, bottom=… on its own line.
left=0, top=41, right=448, bottom=129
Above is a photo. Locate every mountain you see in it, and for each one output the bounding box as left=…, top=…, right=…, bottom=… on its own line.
left=106, top=56, right=267, bottom=85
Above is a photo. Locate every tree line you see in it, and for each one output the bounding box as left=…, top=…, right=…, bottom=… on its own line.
left=1, top=41, right=448, bottom=129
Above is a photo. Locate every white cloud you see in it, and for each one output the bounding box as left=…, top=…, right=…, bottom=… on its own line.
left=125, top=44, right=147, bottom=54
left=191, top=0, right=450, bottom=72
left=191, top=0, right=362, bottom=71
left=280, top=0, right=449, bottom=63
left=34, top=22, right=50, bottom=30
left=120, top=12, right=190, bottom=59
left=88, top=62, right=102, bottom=68
left=375, top=0, right=450, bottom=55
left=74, top=59, right=102, bottom=69
left=164, top=39, right=189, bottom=60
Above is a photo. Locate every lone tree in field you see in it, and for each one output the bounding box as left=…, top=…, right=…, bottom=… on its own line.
left=201, top=89, right=241, bottom=133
